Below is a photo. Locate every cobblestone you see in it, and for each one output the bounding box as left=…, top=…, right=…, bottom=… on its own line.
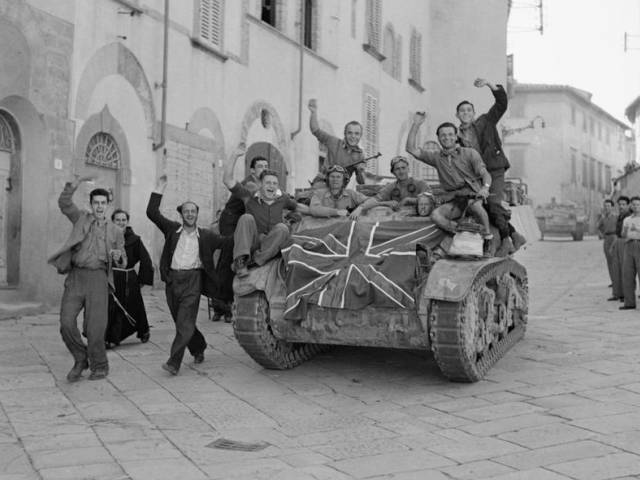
left=1, top=238, right=640, bottom=478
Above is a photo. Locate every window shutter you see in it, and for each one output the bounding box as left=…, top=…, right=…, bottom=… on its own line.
left=367, top=0, right=382, bottom=50
left=364, top=93, right=379, bottom=174
left=393, top=34, right=402, bottom=80
left=199, top=0, right=222, bottom=48
left=409, top=29, right=422, bottom=83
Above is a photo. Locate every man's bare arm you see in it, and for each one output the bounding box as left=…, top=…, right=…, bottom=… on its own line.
left=223, top=144, right=246, bottom=190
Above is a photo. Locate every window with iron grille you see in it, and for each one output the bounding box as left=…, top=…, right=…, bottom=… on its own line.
left=0, top=114, right=15, bottom=154
left=261, top=0, right=277, bottom=27
left=363, top=92, right=379, bottom=174
left=409, top=28, right=422, bottom=85
left=85, top=132, right=121, bottom=170
left=597, top=161, right=603, bottom=192
left=365, top=0, right=381, bottom=51
left=195, top=0, right=223, bottom=49
left=581, top=154, right=588, bottom=187
left=589, top=157, right=596, bottom=189
left=570, top=148, right=577, bottom=184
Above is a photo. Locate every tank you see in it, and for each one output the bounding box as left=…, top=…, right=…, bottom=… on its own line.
left=232, top=208, right=528, bottom=382
left=535, top=201, right=586, bottom=241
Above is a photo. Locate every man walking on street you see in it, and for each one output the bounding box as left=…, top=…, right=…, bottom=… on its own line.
left=611, top=195, right=631, bottom=302
left=48, top=176, right=126, bottom=382
left=147, top=175, right=229, bottom=375
left=620, top=196, right=640, bottom=310
left=597, top=199, right=618, bottom=298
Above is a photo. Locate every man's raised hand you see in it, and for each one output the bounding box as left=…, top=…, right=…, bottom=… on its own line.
left=70, top=174, right=97, bottom=189
left=474, top=78, right=488, bottom=88
left=155, top=174, right=168, bottom=193
left=307, top=98, right=318, bottom=113
left=413, top=111, right=426, bottom=125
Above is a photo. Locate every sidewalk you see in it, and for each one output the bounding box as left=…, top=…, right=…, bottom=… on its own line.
left=2, top=238, right=640, bottom=479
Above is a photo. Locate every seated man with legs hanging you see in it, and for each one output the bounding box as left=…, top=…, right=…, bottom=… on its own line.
left=358, top=156, right=431, bottom=214
left=223, top=145, right=298, bottom=278
left=406, top=114, right=493, bottom=242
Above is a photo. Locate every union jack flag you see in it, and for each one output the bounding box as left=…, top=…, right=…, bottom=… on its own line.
left=282, top=219, right=445, bottom=320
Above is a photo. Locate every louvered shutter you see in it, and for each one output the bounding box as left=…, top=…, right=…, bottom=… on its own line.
left=364, top=93, right=379, bottom=174
left=393, top=34, right=402, bottom=80
left=366, top=0, right=382, bottom=50
left=199, top=0, right=222, bottom=48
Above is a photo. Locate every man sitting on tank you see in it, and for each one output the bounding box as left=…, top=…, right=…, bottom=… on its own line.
left=358, top=156, right=430, bottom=215
left=223, top=147, right=298, bottom=278
left=307, top=165, right=369, bottom=220
left=406, top=114, right=493, bottom=240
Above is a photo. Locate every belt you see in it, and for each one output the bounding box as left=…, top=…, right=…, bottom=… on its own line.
left=604, top=232, right=616, bottom=235
left=170, top=268, right=202, bottom=271
left=113, top=267, right=136, bottom=272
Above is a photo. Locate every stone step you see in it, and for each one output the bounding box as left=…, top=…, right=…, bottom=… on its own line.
left=0, top=288, right=46, bottom=320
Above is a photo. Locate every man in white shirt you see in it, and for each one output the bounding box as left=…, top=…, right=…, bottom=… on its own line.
left=620, top=196, right=640, bottom=310
left=147, top=175, right=230, bottom=375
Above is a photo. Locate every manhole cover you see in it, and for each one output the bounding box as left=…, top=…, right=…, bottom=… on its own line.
left=206, top=438, right=270, bottom=452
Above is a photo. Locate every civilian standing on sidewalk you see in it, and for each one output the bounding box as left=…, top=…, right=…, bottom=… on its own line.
left=48, top=175, right=126, bottom=382
left=147, top=175, right=230, bottom=375
left=597, top=199, right=618, bottom=298
left=611, top=195, right=631, bottom=301
left=620, top=197, right=640, bottom=310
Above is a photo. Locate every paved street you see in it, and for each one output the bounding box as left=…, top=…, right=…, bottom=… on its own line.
left=2, top=237, right=640, bottom=480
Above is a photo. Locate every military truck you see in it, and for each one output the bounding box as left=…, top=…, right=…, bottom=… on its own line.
left=231, top=208, right=528, bottom=382
left=535, top=201, right=587, bottom=241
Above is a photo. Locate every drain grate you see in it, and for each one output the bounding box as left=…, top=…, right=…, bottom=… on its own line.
left=206, top=438, right=270, bottom=452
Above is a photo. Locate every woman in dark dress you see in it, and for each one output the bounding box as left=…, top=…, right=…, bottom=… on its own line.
left=106, top=209, right=154, bottom=347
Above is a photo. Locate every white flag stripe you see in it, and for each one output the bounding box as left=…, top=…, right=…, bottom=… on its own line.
left=352, top=265, right=407, bottom=308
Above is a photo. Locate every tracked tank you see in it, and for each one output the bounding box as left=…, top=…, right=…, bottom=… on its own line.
left=232, top=208, right=528, bottom=382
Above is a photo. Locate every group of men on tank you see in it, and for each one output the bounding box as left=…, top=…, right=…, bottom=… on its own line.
left=49, top=76, right=527, bottom=381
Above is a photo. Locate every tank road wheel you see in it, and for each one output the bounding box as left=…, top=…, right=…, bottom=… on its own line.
left=233, top=292, right=323, bottom=369
left=429, top=260, right=528, bottom=382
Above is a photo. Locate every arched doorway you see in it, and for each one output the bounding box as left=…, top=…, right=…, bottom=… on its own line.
left=0, top=110, right=22, bottom=286
left=245, top=142, right=286, bottom=190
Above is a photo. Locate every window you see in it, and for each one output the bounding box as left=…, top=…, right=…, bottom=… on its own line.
left=582, top=113, right=587, bottom=133
left=303, top=0, right=317, bottom=50
left=509, top=148, right=526, bottom=177
left=409, top=28, right=422, bottom=87
left=261, top=0, right=276, bottom=27
left=570, top=148, right=577, bottom=184
left=596, top=162, right=603, bottom=192
left=581, top=154, right=588, bottom=187
left=85, top=132, right=121, bottom=170
left=589, top=157, right=596, bottom=189
left=605, top=165, right=612, bottom=192
left=606, top=127, right=610, bottom=145
left=351, top=0, right=357, bottom=39
left=589, top=117, right=595, bottom=136
left=382, top=24, right=394, bottom=76
left=363, top=91, right=379, bottom=174
left=0, top=114, right=15, bottom=153
left=570, top=105, right=576, bottom=126
left=393, top=34, right=402, bottom=80
left=597, top=121, right=602, bottom=141
left=194, top=0, right=223, bottom=48
left=364, top=0, right=382, bottom=51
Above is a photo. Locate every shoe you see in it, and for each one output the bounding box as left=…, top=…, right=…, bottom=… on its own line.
left=511, top=231, right=527, bottom=251
left=162, top=362, right=179, bottom=375
left=233, top=255, right=250, bottom=278
left=224, top=313, right=233, bottom=324
left=140, top=331, right=150, bottom=343
left=482, top=231, right=494, bottom=241
left=619, top=305, right=636, bottom=310
left=607, top=296, right=622, bottom=301
left=194, top=352, right=205, bottom=364
left=66, top=359, right=89, bottom=383
left=495, top=238, right=515, bottom=257
left=88, top=368, right=108, bottom=381
left=211, top=312, right=224, bottom=322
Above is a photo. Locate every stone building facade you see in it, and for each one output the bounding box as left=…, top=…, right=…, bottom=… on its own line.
left=503, top=83, right=634, bottom=231
left=0, top=0, right=509, bottom=305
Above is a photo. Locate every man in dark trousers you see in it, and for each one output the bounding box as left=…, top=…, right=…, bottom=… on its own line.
left=456, top=78, right=527, bottom=255
left=611, top=195, right=631, bottom=301
left=48, top=175, right=126, bottom=382
left=597, top=199, right=618, bottom=298
left=147, top=174, right=229, bottom=375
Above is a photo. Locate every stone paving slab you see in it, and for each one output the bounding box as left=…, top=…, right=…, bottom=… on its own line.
left=1, top=239, right=640, bottom=478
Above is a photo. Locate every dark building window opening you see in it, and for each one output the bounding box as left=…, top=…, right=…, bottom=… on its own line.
left=261, top=0, right=276, bottom=27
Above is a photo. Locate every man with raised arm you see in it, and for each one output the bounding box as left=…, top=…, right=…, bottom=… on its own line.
left=406, top=115, right=493, bottom=239
left=359, top=156, right=431, bottom=214
left=456, top=78, right=526, bottom=254
left=223, top=145, right=297, bottom=278
left=242, top=156, right=268, bottom=186
left=147, top=175, right=229, bottom=375
left=308, top=98, right=367, bottom=185
left=48, top=175, right=126, bottom=382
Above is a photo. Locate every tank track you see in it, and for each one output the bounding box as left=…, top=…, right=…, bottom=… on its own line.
left=233, top=291, right=324, bottom=369
left=429, top=259, right=528, bottom=382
